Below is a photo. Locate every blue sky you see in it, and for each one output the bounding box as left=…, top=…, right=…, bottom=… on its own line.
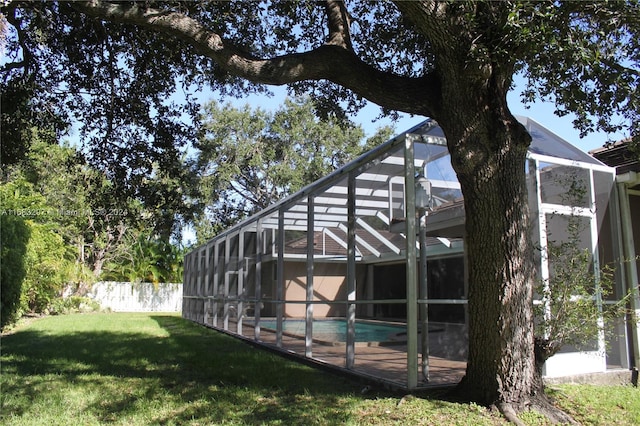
left=206, top=78, right=626, bottom=156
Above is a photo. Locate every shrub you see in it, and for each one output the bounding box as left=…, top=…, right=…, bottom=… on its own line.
left=20, top=222, right=71, bottom=314
left=0, top=215, right=30, bottom=330
left=48, top=296, right=101, bottom=315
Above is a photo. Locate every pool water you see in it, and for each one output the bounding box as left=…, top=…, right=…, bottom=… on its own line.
left=256, top=319, right=406, bottom=342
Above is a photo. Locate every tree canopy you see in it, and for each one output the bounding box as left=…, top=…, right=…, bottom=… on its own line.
left=2, top=1, right=202, bottom=237
left=0, top=130, right=187, bottom=327
left=193, top=97, right=392, bottom=242
left=2, top=0, right=638, bottom=422
left=5, top=1, right=635, bottom=145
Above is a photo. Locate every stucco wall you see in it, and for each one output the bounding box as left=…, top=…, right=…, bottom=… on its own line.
left=90, top=281, right=182, bottom=312
left=283, top=262, right=348, bottom=317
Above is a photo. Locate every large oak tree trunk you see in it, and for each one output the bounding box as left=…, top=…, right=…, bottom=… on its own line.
left=434, top=77, right=539, bottom=409
left=457, top=125, right=536, bottom=407
left=440, top=107, right=574, bottom=422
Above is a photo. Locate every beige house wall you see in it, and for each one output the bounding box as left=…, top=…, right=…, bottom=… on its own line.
left=283, top=262, right=348, bottom=317
left=259, top=261, right=369, bottom=318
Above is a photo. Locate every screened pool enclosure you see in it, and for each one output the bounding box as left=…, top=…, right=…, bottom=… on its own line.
left=183, top=117, right=631, bottom=389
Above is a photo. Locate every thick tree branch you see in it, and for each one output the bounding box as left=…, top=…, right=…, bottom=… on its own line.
left=392, top=0, right=460, bottom=53
left=324, top=0, right=353, bottom=50
left=71, top=0, right=441, bottom=117
left=3, top=4, right=36, bottom=80
left=392, top=1, right=496, bottom=81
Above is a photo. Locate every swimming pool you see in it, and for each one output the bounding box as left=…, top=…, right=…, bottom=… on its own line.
left=255, top=319, right=406, bottom=343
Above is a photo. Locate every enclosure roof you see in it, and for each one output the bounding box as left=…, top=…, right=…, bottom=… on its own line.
left=198, top=116, right=608, bottom=256
left=517, top=116, right=607, bottom=166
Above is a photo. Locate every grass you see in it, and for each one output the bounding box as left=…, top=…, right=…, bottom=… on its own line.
left=1, top=313, right=638, bottom=425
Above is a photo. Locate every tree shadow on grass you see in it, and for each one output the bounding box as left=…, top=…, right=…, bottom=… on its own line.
left=1, top=314, right=362, bottom=425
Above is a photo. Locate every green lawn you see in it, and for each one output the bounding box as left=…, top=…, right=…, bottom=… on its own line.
left=1, top=313, right=638, bottom=425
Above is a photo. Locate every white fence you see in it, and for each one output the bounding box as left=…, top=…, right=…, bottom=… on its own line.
left=89, top=281, right=182, bottom=312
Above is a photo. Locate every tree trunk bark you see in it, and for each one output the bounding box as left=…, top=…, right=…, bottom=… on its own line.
left=425, top=63, right=576, bottom=421
left=462, top=129, right=536, bottom=408
left=439, top=107, right=537, bottom=408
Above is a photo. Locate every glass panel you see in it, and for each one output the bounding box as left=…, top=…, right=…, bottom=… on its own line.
left=417, top=142, right=461, bottom=206
left=605, top=315, right=628, bottom=369
left=259, top=294, right=277, bottom=319
left=427, top=311, right=468, bottom=361
left=539, top=162, right=590, bottom=207
left=373, top=263, right=407, bottom=319
left=314, top=176, right=350, bottom=260
left=521, top=116, right=603, bottom=165
left=545, top=213, right=599, bottom=352
left=593, top=185, right=622, bottom=304
left=593, top=170, right=616, bottom=249
left=283, top=261, right=309, bottom=305
left=284, top=229, right=308, bottom=255
left=353, top=143, right=405, bottom=230
left=216, top=240, right=225, bottom=297
left=243, top=230, right=257, bottom=320
left=277, top=303, right=309, bottom=355
left=314, top=262, right=348, bottom=315
left=389, top=180, right=405, bottom=226
left=261, top=211, right=279, bottom=257
left=215, top=301, right=225, bottom=329
left=426, top=257, right=465, bottom=302
left=183, top=252, right=193, bottom=296
left=526, top=158, right=540, bottom=223
left=545, top=213, right=592, bottom=256
left=528, top=161, right=544, bottom=301
left=197, top=247, right=206, bottom=296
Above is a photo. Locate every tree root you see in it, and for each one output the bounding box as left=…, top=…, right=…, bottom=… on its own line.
left=527, top=395, right=578, bottom=425
left=495, top=395, right=578, bottom=425
left=454, top=376, right=577, bottom=424
left=495, top=402, right=526, bottom=426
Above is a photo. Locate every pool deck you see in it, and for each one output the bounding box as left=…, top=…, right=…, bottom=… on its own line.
left=207, top=321, right=468, bottom=390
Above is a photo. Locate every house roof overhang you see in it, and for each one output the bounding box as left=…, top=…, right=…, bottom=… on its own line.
left=591, top=140, right=640, bottom=190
